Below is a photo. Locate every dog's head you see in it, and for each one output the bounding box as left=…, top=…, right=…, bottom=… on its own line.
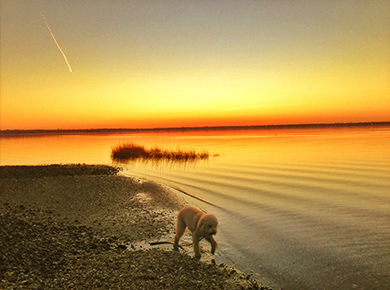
left=199, top=214, right=218, bottom=237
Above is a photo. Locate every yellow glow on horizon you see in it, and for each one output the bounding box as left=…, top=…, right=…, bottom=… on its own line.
left=2, top=65, right=389, bottom=130
left=1, top=1, right=389, bottom=130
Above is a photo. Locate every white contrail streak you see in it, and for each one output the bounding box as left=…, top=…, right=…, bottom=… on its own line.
left=40, top=13, right=72, bottom=72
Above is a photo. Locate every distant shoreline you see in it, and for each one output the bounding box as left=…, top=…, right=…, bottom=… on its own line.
left=1, top=121, right=389, bottom=137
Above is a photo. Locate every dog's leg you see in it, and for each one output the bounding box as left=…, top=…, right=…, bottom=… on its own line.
left=205, top=236, right=218, bottom=254
left=173, top=217, right=186, bottom=251
left=192, top=234, right=202, bottom=259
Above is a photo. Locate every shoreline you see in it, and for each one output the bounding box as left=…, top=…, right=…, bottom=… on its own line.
left=1, top=121, right=389, bottom=137
left=0, top=164, right=270, bottom=289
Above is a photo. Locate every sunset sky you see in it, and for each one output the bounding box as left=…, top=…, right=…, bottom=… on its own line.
left=1, top=1, right=389, bottom=130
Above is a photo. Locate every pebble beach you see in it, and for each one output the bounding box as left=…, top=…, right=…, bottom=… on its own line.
left=0, top=164, right=269, bottom=289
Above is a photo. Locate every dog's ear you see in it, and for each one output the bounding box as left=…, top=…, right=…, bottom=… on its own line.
left=198, top=216, right=205, bottom=227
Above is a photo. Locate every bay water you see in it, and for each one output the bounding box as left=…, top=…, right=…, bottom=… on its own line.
left=1, top=126, right=389, bottom=289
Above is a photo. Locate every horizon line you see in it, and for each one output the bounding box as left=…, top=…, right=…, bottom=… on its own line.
left=1, top=121, right=389, bottom=136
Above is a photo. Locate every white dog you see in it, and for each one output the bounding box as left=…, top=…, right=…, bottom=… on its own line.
left=174, top=206, right=218, bottom=258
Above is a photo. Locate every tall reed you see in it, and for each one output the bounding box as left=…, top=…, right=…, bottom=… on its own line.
left=111, top=142, right=215, bottom=163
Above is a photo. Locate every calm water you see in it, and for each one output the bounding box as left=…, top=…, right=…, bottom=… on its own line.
left=1, top=127, right=390, bottom=289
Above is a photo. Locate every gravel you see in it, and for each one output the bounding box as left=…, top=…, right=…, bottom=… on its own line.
left=0, top=164, right=270, bottom=289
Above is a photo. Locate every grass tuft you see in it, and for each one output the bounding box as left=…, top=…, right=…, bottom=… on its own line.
left=111, top=142, right=216, bottom=163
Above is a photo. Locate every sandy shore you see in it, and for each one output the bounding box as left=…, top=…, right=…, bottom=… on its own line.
left=0, top=164, right=269, bottom=289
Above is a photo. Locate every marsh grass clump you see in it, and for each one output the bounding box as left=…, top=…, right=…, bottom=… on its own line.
left=111, top=142, right=215, bottom=163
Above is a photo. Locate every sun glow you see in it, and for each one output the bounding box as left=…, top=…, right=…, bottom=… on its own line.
left=1, top=1, right=389, bottom=130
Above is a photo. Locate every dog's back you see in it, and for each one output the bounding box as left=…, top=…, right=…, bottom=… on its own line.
left=177, top=206, right=203, bottom=233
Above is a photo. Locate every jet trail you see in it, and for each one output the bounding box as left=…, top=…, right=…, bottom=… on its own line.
left=40, top=13, right=72, bottom=72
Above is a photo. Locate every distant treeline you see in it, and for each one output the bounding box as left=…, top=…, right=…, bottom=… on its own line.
left=1, top=121, right=389, bottom=137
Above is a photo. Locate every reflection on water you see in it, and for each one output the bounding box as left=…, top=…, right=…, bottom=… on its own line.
left=1, top=127, right=390, bottom=289
left=114, top=157, right=219, bottom=172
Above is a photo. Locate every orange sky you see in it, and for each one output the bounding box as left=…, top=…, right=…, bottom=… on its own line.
left=1, top=1, right=389, bottom=130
